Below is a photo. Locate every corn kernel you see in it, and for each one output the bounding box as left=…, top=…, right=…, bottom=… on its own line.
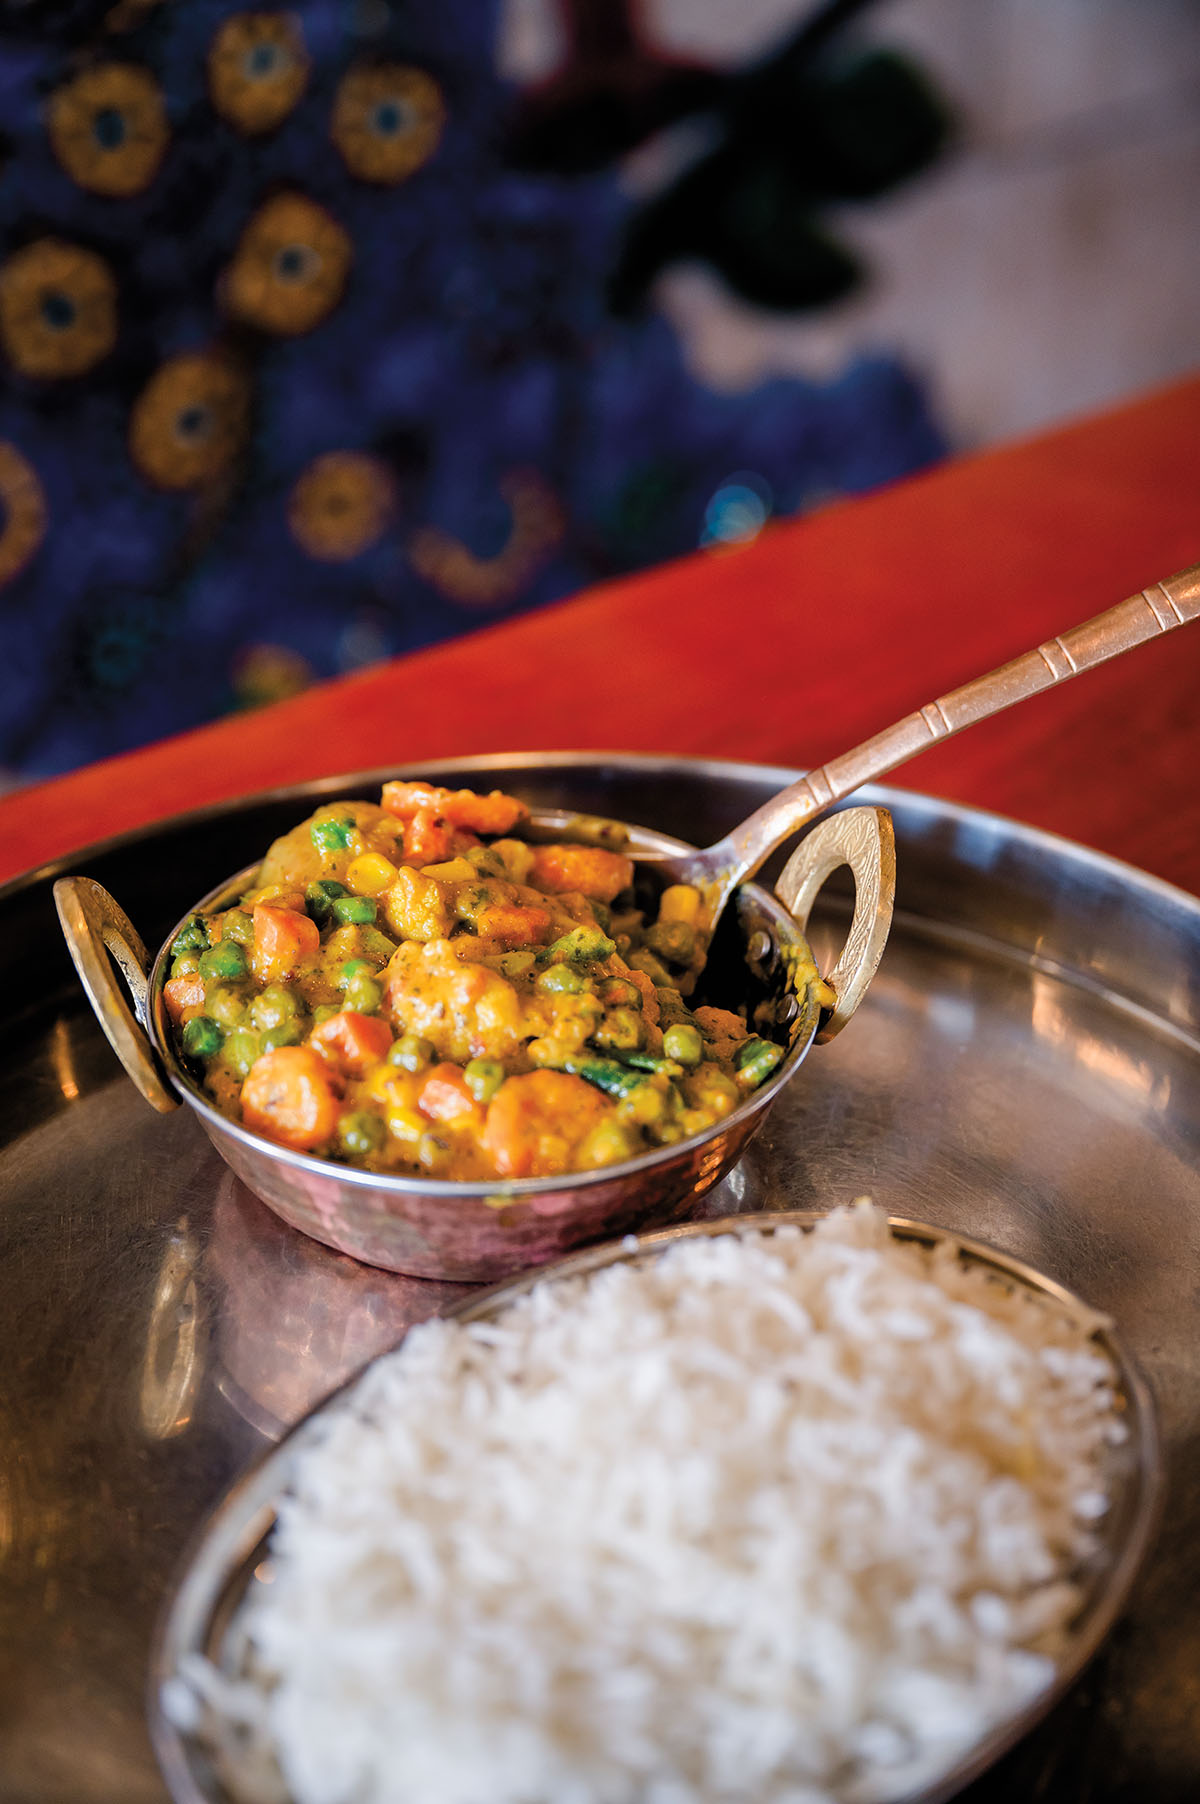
left=346, top=852, right=399, bottom=896
left=658, top=884, right=701, bottom=924
left=386, top=1105, right=427, bottom=1145
left=419, top=857, right=477, bottom=882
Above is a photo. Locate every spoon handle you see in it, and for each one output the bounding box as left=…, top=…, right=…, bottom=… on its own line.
left=705, top=561, right=1200, bottom=895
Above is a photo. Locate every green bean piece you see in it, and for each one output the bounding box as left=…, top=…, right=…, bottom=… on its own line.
left=646, top=919, right=696, bottom=964
left=343, top=973, right=383, bottom=1015
left=463, top=1058, right=505, bottom=1104
left=662, top=1022, right=703, bottom=1067
left=306, top=878, right=348, bottom=923
left=332, top=895, right=377, bottom=926
left=542, top=925, right=616, bottom=964
left=248, top=984, right=303, bottom=1032
left=223, top=1028, right=262, bottom=1077
left=557, top=1056, right=646, bottom=1099
left=170, top=916, right=208, bottom=957
left=537, top=962, right=586, bottom=995
left=310, top=813, right=356, bottom=853
left=735, top=1036, right=785, bottom=1088
left=221, top=909, right=255, bottom=947
left=388, top=1034, right=435, bottom=1072
left=199, top=940, right=249, bottom=983
left=170, top=950, right=202, bottom=979
left=181, top=1015, right=224, bottom=1060
left=338, top=1110, right=386, bottom=1158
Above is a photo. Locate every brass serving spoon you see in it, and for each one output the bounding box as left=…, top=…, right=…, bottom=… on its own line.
left=634, top=559, right=1200, bottom=927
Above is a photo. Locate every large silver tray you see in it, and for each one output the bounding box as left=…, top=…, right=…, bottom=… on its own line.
left=4, top=753, right=1200, bottom=1803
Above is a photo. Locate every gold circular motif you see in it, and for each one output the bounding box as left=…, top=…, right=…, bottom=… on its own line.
left=46, top=63, right=170, bottom=198
left=331, top=63, right=445, bottom=184
left=224, top=193, right=351, bottom=336
left=0, top=442, right=48, bottom=588
left=129, top=350, right=251, bottom=490
left=208, top=12, right=310, bottom=136
left=288, top=451, right=395, bottom=561
left=231, top=642, right=313, bottom=709
left=0, top=238, right=118, bottom=380
left=409, top=472, right=564, bottom=606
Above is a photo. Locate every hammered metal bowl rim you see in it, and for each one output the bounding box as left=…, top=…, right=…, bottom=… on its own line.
left=148, top=1208, right=1165, bottom=1804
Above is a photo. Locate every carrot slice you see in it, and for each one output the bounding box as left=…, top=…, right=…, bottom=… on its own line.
left=163, top=973, right=206, bottom=1023
left=482, top=1069, right=608, bottom=1178
left=310, top=1009, right=393, bottom=1075
left=252, top=902, right=320, bottom=981
left=381, top=781, right=529, bottom=835
left=241, top=1047, right=339, bottom=1151
left=527, top=844, right=633, bottom=903
left=402, top=807, right=453, bottom=865
left=418, top=1062, right=481, bottom=1124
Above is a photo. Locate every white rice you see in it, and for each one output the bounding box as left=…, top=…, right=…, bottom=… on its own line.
left=168, top=1202, right=1125, bottom=1804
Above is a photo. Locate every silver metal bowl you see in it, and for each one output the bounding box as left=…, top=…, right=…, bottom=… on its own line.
left=147, top=1209, right=1164, bottom=1804
left=55, top=802, right=895, bottom=1281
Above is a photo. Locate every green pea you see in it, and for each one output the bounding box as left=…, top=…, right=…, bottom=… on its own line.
left=538, top=962, right=585, bottom=995
left=170, top=950, right=202, bottom=979
left=337, top=958, right=372, bottom=990
left=207, top=984, right=247, bottom=1027
left=592, top=1006, right=642, bottom=1052
left=170, top=916, right=208, bottom=957
left=463, top=1058, right=505, bottom=1104
left=312, top=1003, right=341, bottom=1025
left=338, top=1110, right=386, bottom=1158
left=199, top=940, right=249, bottom=983
left=646, top=919, right=696, bottom=964
left=220, top=909, right=255, bottom=946
left=388, top=1034, right=435, bottom=1071
left=343, top=973, right=382, bottom=1014
left=181, top=1015, right=224, bottom=1060
left=332, top=895, right=377, bottom=926
left=310, top=814, right=355, bottom=853
left=582, top=1118, right=639, bottom=1167
left=248, top=984, right=303, bottom=1032
left=306, top=878, right=348, bottom=924
left=223, top=1028, right=262, bottom=1077
left=663, top=1023, right=703, bottom=1067
left=261, top=1020, right=304, bottom=1052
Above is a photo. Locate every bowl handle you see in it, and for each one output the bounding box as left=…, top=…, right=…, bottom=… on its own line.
left=53, top=876, right=180, bottom=1113
left=774, top=806, right=895, bottom=1043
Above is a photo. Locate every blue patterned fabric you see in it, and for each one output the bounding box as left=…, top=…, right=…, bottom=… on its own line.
left=0, top=0, right=946, bottom=777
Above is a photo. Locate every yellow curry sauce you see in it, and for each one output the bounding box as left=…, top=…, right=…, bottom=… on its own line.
left=163, top=781, right=786, bottom=1181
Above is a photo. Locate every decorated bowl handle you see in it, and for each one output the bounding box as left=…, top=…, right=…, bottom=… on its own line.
left=774, top=806, right=896, bottom=1043
left=54, top=876, right=180, bottom=1113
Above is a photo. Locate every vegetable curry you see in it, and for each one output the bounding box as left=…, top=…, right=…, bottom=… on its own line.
left=164, top=781, right=789, bottom=1182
